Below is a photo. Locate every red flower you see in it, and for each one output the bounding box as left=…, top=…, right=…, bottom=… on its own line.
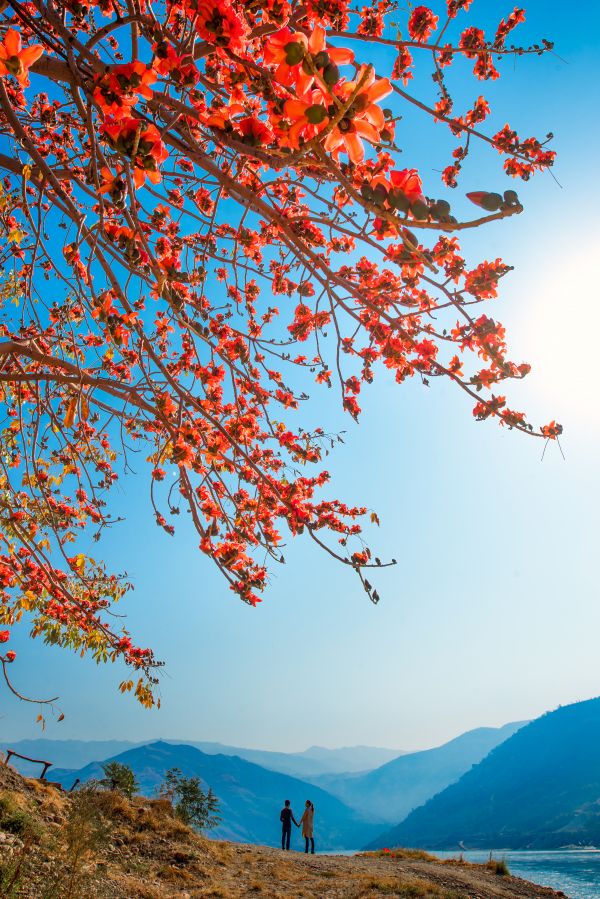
left=265, top=26, right=353, bottom=93
left=100, top=117, right=168, bottom=188
left=324, top=65, right=392, bottom=164
left=93, top=61, right=156, bottom=115
left=0, top=29, right=44, bottom=87
left=541, top=420, right=563, bottom=439
left=237, top=116, right=274, bottom=147
left=0, top=629, right=9, bottom=643
left=407, top=6, right=439, bottom=42
left=195, top=0, right=248, bottom=56
left=283, top=89, right=330, bottom=149
left=5, top=650, right=16, bottom=663
left=390, top=168, right=423, bottom=203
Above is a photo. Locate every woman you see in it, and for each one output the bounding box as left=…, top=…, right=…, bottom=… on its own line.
left=299, top=799, right=315, bottom=854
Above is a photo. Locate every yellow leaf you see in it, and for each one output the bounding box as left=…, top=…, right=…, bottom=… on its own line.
left=81, top=395, right=90, bottom=421
left=22, top=164, right=32, bottom=182
left=7, top=228, right=24, bottom=245
left=21, top=590, right=37, bottom=611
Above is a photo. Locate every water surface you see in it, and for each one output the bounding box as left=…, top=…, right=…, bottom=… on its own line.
left=433, top=849, right=600, bottom=899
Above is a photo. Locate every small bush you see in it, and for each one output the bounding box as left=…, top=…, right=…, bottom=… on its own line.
left=487, top=858, right=510, bottom=876
left=0, top=844, right=31, bottom=898
left=0, top=795, right=40, bottom=840
left=99, top=762, right=139, bottom=799
left=158, top=768, right=220, bottom=831
left=43, top=786, right=111, bottom=899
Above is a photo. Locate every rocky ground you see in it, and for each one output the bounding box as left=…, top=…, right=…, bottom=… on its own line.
left=0, top=759, right=567, bottom=898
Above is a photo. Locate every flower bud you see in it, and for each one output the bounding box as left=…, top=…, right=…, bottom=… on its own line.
left=284, top=41, right=305, bottom=66
left=323, top=62, right=340, bottom=87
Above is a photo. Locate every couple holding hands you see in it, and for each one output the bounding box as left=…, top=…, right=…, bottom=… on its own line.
left=279, top=799, right=315, bottom=853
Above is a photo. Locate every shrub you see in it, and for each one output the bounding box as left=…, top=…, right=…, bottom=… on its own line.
left=99, top=762, right=139, bottom=799
left=43, top=786, right=111, bottom=899
left=487, top=858, right=510, bottom=876
left=158, top=768, right=220, bottom=831
left=0, top=795, right=39, bottom=840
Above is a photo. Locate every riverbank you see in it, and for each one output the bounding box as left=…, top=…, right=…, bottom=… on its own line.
left=0, top=759, right=566, bottom=898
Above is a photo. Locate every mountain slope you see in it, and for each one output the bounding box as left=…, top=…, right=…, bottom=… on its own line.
left=0, top=759, right=563, bottom=899
left=370, top=697, right=600, bottom=850
left=309, top=722, right=525, bottom=823
left=1, top=738, right=402, bottom=779
left=49, top=740, right=383, bottom=849
left=0, top=739, right=141, bottom=775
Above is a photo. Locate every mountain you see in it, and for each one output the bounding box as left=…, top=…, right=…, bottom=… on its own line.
left=0, top=740, right=142, bottom=775
left=252, top=744, right=404, bottom=775
left=1, top=738, right=401, bottom=780
left=309, top=722, right=526, bottom=823
left=48, top=740, right=383, bottom=849
left=369, top=697, right=600, bottom=850
left=187, top=741, right=402, bottom=777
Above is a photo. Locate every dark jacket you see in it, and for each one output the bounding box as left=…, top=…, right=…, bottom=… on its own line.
left=280, top=806, right=298, bottom=828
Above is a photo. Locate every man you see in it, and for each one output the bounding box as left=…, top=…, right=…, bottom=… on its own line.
left=279, top=799, right=298, bottom=850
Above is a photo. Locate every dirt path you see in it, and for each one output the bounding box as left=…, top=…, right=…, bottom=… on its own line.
left=207, top=843, right=568, bottom=899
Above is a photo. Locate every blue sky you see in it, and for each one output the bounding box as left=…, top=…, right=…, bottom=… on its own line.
left=2, top=0, right=599, bottom=752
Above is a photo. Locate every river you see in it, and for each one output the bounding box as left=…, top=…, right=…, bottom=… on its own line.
left=432, top=849, right=600, bottom=899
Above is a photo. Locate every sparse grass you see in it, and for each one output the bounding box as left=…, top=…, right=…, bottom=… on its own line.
left=0, top=843, right=31, bottom=899
left=364, top=876, right=446, bottom=896
left=362, top=848, right=437, bottom=862
left=442, top=855, right=511, bottom=876
left=487, top=858, right=510, bottom=876
left=366, top=878, right=404, bottom=894
left=42, top=786, right=111, bottom=899
left=0, top=794, right=41, bottom=840
left=156, top=863, right=195, bottom=883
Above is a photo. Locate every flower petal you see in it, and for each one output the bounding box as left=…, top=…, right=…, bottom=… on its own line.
left=330, top=47, right=354, bottom=65
left=5, top=29, right=22, bottom=57
left=367, top=77, right=392, bottom=104
left=354, top=119, right=380, bottom=144
left=285, top=99, right=309, bottom=117
left=308, top=26, right=325, bottom=54
left=345, top=132, right=365, bottom=164
left=20, top=45, right=44, bottom=67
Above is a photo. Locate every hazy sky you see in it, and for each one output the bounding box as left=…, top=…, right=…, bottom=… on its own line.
left=2, top=0, right=599, bottom=752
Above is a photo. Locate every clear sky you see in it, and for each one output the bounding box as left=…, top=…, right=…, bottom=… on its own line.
left=2, top=0, right=599, bottom=753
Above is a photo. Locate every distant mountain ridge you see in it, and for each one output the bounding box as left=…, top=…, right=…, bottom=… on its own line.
left=0, top=738, right=402, bottom=780
left=47, top=741, right=384, bottom=849
left=369, top=697, right=600, bottom=850
left=305, top=722, right=526, bottom=823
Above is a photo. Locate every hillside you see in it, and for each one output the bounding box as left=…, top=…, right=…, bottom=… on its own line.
left=48, top=740, right=383, bottom=849
left=0, top=758, right=565, bottom=899
left=369, top=697, right=600, bottom=850
left=309, top=722, right=525, bottom=823
left=1, top=739, right=401, bottom=779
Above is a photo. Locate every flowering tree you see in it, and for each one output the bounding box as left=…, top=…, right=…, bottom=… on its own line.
left=0, top=0, right=560, bottom=706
